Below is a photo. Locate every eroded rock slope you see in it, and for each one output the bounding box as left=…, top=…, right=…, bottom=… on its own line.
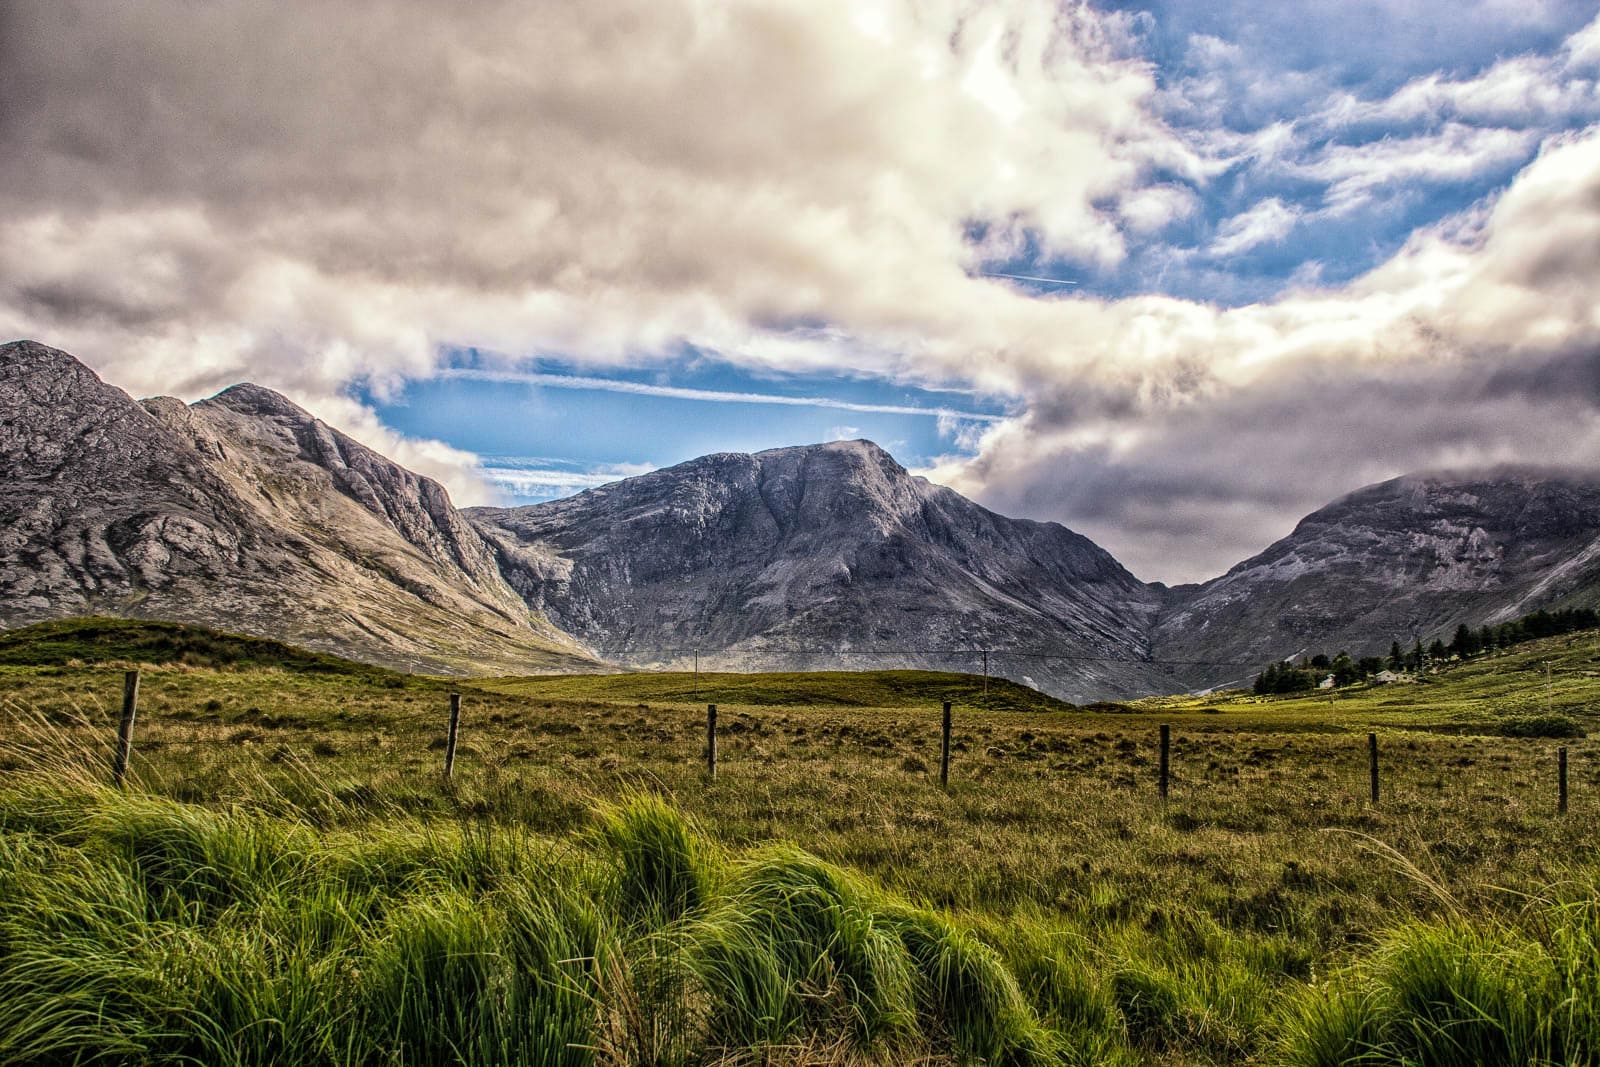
left=0, top=340, right=590, bottom=674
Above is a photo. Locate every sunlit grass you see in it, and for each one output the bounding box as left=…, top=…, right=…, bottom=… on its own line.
left=3, top=622, right=1599, bottom=1063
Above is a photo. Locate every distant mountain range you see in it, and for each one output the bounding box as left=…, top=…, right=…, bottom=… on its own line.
left=5, top=339, right=1599, bottom=699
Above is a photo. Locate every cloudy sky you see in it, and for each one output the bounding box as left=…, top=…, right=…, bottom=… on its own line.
left=4, top=1, right=1600, bottom=583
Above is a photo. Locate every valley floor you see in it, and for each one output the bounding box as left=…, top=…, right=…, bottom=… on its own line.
left=2, top=625, right=1598, bottom=1064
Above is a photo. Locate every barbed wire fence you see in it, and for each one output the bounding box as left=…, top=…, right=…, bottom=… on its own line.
left=1, top=650, right=1586, bottom=818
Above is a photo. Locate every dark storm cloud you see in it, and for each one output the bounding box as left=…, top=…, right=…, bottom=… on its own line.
left=951, top=342, right=1600, bottom=584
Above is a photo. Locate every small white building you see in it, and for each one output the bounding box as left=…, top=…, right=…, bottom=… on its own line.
left=1373, top=669, right=1399, bottom=684
left=1318, top=674, right=1336, bottom=689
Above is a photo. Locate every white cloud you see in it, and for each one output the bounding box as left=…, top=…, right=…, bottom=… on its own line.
left=1290, top=124, right=1541, bottom=211
left=1206, top=197, right=1299, bottom=257
left=1315, top=12, right=1600, bottom=130
left=4, top=2, right=1600, bottom=581
left=934, top=412, right=991, bottom=453
left=481, top=462, right=658, bottom=501
left=930, top=128, right=1600, bottom=581
left=1117, top=183, right=1200, bottom=234
left=1570, top=15, right=1600, bottom=70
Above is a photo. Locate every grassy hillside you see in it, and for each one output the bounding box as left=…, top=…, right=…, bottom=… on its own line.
left=477, top=668, right=1075, bottom=713
left=0, top=616, right=412, bottom=680
left=2, top=623, right=1599, bottom=1063
left=1138, top=626, right=1600, bottom=734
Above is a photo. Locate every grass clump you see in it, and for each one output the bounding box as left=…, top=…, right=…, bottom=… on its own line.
left=686, top=847, right=920, bottom=1050
left=595, top=792, right=713, bottom=927
left=1498, top=712, right=1586, bottom=738
left=895, top=905, right=1056, bottom=1065
left=1279, top=884, right=1600, bottom=1065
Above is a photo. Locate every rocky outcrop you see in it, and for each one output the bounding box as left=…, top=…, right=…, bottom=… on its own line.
left=470, top=440, right=1172, bottom=700
left=0, top=340, right=591, bottom=674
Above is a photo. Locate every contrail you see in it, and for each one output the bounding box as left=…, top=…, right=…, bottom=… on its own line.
left=440, top=368, right=1006, bottom=422
left=980, top=271, right=1079, bottom=285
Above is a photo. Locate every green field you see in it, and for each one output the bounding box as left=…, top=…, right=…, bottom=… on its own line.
left=2, top=617, right=1598, bottom=1065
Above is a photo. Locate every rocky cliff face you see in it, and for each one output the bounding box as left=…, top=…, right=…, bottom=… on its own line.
left=0, top=340, right=589, bottom=674
left=470, top=440, right=1172, bottom=699
left=1152, top=470, right=1600, bottom=685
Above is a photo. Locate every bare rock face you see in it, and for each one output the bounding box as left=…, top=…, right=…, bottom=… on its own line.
left=0, top=340, right=589, bottom=674
left=1153, top=469, right=1600, bottom=685
left=181, top=383, right=524, bottom=616
left=1, top=340, right=263, bottom=610
left=470, top=440, right=1172, bottom=700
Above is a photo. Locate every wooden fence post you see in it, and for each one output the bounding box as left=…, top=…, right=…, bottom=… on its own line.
left=113, top=670, right=139, bottom=787
left=1559, top=746, right=1568, bottom=814
left=940, top=701, right=952, bottom=787
left=443, top=693, right=461, bottom=778
left=706, top=704, right=718, bottom=779
left=1368, top=733, right=1380, bottom=805
left=1158, top=723, right=1170, bottom=801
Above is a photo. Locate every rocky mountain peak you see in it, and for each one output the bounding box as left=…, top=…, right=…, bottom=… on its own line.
left=3, top=338, right=126, bottom=409
left=756, top=437, right=897, bottom=466
left=0, top=342, right=588, bottom=674
left=469, top=436, right=1166, bottom=699
left=202, top=381, right=314, bottom=421
left=733, top=441, right=917, bottom=542
left=2, top=337, right=82, bottom=374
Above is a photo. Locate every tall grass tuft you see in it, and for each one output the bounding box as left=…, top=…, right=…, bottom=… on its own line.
left=684, top=846, right=919, bottom=1052
left=893, top=904, right=1056, bottom=1066
left=1279, top=891, right=1600, bottom=1066
left=594, top=793, right=712, bottom=928
left=0, top=833, right=180, bottom=1064
left=359, top=883, right=601, bottom=1066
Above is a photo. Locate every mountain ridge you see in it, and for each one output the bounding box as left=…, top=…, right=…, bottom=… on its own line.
left=6, top=338, right=1600, bottom=697
left=0, top=339, right=593, bottom=675
left=1152, top=467, right=1600, bottom=681
left=467, top=437, right=1176, bottom=699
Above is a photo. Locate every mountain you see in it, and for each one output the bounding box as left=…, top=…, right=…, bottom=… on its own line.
left=468, top=441, right=1173, bottom=699
left=0, top=340, right=590, bottom=674
left=1153, top=469, right=1600, bottom=685
left=8, top=338, right=1600, bottom=698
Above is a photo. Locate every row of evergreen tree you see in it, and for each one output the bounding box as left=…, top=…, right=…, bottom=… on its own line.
left=1252, top=606, right=1600, bottom=695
